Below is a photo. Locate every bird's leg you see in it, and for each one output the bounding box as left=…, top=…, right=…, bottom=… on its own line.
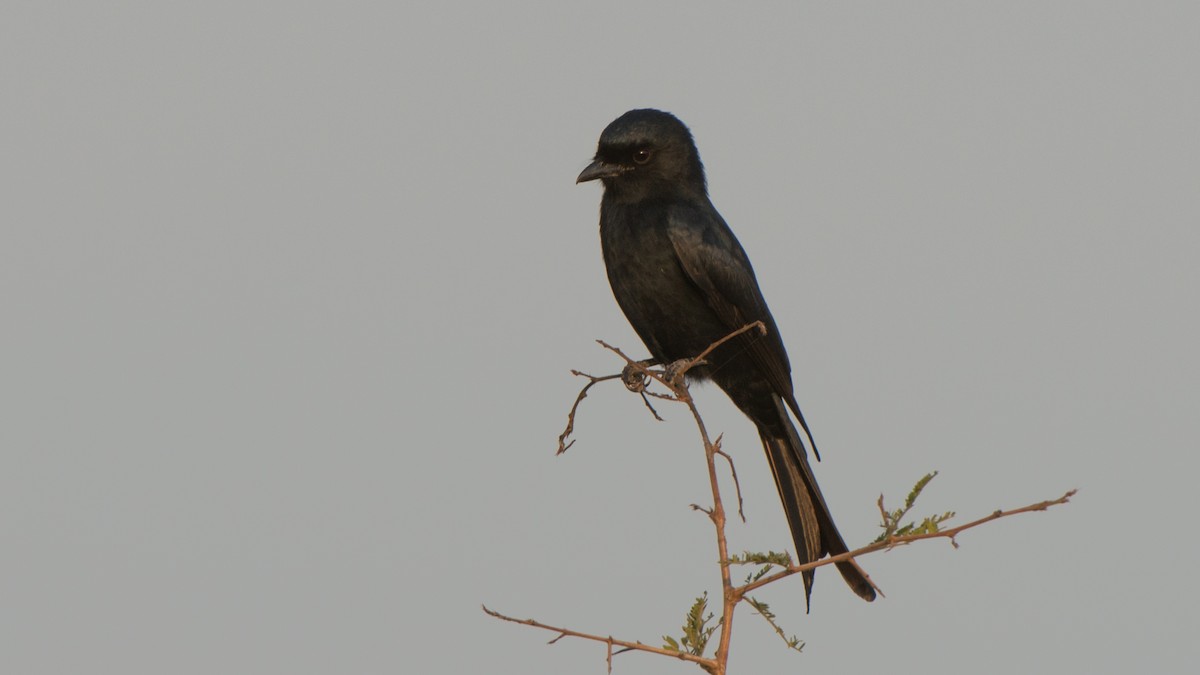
left=620, top=358, right=659, bottom=392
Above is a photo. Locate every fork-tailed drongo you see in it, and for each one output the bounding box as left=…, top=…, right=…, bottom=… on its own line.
left=577, top=109, right=875, bottom=607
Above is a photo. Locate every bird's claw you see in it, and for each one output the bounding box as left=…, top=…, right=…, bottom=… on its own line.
left=663, top=358, right=696, bottom=386
left=621, top=362, right=650, bottom=392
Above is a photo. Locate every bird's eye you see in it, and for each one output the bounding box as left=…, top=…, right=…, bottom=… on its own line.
left=632, top=149, right=652, bottom=165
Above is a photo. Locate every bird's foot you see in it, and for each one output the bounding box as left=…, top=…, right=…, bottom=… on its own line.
left=621, top=361, right=651, bottom=392
left=662, top=358, right=698, bottom=387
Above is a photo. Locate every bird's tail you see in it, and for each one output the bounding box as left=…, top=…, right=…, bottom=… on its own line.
left=759, top=398, right=876, bottom=608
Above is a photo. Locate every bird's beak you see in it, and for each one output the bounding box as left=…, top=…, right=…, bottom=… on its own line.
left=576, top=159, right=625, bottom=184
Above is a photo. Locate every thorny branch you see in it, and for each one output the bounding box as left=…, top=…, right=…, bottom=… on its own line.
left=494, top=325, right=1075, bottom=674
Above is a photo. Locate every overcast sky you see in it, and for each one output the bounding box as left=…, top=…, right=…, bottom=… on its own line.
left=3, top=2, right=1198, bottom=674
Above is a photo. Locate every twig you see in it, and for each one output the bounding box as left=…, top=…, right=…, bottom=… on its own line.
left=743, top=596, right=804, bottom=653
left=683, top=321, right=766, bottom=376
left=481, top=605, right=716, bottom=671
left=638, top=391, right=664, bottom=421
left=904, top=489, right=1076, bottom=549
left=737, top=489, right=1078, bottom=597
left=557, top=370, right=621, bottom=455
left=711, top=436, right=746, bottom=523
left=876, top=493, right=888, bottom=525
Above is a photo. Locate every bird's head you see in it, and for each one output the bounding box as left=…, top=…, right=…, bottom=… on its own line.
left=577, top=109, right=707, bottom=201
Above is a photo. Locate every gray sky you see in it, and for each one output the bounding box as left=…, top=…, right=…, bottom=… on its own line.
left=4, top=2, right=1198, bottom=673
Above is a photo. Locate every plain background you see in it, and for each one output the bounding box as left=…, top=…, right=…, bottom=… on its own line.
left=4, top=2, right=1198, bottom=673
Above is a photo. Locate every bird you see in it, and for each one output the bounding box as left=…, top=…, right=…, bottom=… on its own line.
left=577, top=109, right=875, bottom=607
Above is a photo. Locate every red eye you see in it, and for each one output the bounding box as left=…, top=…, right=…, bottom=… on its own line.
left=633, top=149, right=652, bottom=164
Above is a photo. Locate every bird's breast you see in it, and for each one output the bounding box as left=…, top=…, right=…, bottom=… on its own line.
left=599, top=205, right=729, bottom=364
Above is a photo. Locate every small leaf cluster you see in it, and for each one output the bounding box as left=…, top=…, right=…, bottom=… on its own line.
left=727, top=550, right=793, bottom=584
left=662, top=593, right=717, bottom=658
left=874, top=471, right=957, bottom=543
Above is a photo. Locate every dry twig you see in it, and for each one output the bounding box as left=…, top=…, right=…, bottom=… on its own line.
left=557, top=370, right=620, bottom=454
left=502, top=326, right=1075, bottom=675
left=482, top=605, right=716, bottom=672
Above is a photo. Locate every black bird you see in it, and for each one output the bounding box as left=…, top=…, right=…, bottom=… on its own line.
left=577, top=109, right=875, bottom=607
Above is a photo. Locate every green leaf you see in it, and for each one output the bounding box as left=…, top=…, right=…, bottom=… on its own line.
left=874, top=472, right=956, bottom=543
left=667, top=592, right=718, bottom=657
left=905, top=471, right=938, bottom=510
left=744, top=564, right=775, bottom=585
left=745, top=596, right=804, bottom=653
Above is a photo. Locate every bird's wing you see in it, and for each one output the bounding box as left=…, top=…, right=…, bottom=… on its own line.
left=667, top=206, right=820, bottom=457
